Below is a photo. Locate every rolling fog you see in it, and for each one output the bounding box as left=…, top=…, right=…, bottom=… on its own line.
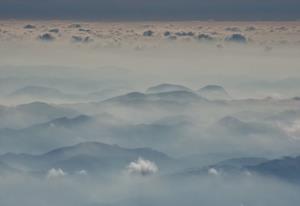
left=0, top=21, right=300, bottom=206
left=1, top=172, right=300, bottom=206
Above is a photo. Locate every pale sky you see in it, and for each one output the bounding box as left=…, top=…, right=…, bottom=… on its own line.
left=0, top=0, right=299, bottom=20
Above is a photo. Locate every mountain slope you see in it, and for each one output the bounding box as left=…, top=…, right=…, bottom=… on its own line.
left=103, top=90, right=205, bottom=106
left=173, top=155, right=300, bottom=184
left=249, top=156, right=300, bottom=182
left=0, top=102, right=78, bottom=129
left=0, top=142, right=172, bottom=175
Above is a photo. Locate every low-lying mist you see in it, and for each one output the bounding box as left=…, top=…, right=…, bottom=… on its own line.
left=0, top=171, right=299, bottom=206
left=0, top=21, right=300, bottom=206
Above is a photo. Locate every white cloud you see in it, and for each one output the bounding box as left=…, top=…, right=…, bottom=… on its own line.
left=279, top=120, right=300, bottom=140
left=76, top=170, right=88, bottom=175
left=47, top=168, right=67, bottom=179
left=208, top=168, right=219, bottom=176
left=127, top=157, right=158, bottom=176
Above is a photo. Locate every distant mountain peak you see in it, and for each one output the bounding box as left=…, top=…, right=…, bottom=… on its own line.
left=104, top=89, right=203, bottom=106
left=198, top=85, right=231, bottom=100
left=42, top=141, right=170, bottom=160
left=125, top=92, right=146, bottom=98
left=17, top=101, right=55, bottom=110
left=200, top=85, right=225, bottom=91
left=47, top=115, right=93, bottom=127
left=146, top=83, right=192, bottom=94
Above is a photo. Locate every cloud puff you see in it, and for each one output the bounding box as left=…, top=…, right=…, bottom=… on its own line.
left=278, top=120, right=300, bottom=140
left=127, top=157, right=158, bottom=176
left=76, top=170, right=88, bottom=175
left=208, top=168, right=219, bottom=176
left=47, top=168, right=67, bottom=179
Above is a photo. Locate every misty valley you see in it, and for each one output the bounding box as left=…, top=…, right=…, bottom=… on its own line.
left=0, top=21, right=300, bottom=206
